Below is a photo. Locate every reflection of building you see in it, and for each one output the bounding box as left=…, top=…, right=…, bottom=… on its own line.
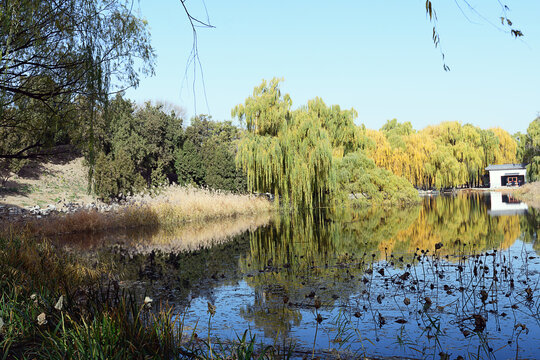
left=488, top=192, right=528, bottom=216
left=485, top=164, right=527, bottom=188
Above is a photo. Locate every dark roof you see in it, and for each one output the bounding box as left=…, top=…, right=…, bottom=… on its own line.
left=485, top=164, right=527, bottom=171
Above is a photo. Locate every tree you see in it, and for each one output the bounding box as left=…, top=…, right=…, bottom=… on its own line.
left=0, top=0, right=155, bottom=160
left=174, top=115, right=247, bottom=191
left=365, top=121, right=518, bottom=189
left=91, top=95, right=184, bottom=198
left=516, top=118, right=540, bottom=181
left=424, top=0, right=524, bottom=71
left=234, top=79, right=417, bottom=208
left=233, top=79, right=337, bottom=209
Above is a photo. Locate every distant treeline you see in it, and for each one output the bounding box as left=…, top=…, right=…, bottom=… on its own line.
left=365, top=120, right=515, bottom=189
left=364, top=118, right=539, bottom=189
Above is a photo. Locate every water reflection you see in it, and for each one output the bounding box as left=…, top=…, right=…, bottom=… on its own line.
left=183, top=194, right=539, bottom=358
left=53, top=194, right=539, bottom=358
left=56, top=212, right=272, bottom=253
left=488, top=191, right=529, bottom=216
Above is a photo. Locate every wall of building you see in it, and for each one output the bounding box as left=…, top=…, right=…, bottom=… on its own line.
left=489, top=169, right=527, bottom=188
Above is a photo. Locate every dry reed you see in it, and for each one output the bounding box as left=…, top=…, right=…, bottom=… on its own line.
left=1, top=185, right=273, bottom=237
left=513, top=181, right=540, bottom=209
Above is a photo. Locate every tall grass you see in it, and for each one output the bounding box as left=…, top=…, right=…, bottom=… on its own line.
left=2, top=185, right=273, bottom=237
left=146, top=185, right=273, bottom=223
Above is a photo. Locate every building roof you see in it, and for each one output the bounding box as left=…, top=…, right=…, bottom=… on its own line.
left=485, top=164, right=527, bottom=171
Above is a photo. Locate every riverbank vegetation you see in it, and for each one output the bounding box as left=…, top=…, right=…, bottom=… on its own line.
left=513, top=181, right=540, bottom=209
left=0, top=231, right=289, bottom=359
left=1, top=1, right=538, bottom=207
left=4, top=78, right=539, bottom=210
left=1, top=186, right=272, bottom=237
left=364, top=120, right=517, bottom=189
left=364, top=117, right=540, bottom=189
left=233, top=79, right=419, bottom=208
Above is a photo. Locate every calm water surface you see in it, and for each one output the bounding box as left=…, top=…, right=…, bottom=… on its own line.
left=58, top=193, right=540, bottom=359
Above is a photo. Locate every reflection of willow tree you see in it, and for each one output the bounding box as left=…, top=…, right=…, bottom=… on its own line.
left=382, top=194, right=523, bottom=257
left=520, top=208, right=539, bottom=253
left=239, top=291, right=302, bottom=340
left=237, top=195, right=532, bottom=338
left=237, top=205, right=420, bottom=339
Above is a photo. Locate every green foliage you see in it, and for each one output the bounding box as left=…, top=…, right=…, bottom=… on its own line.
left=92, top=150, right=145, bottom=199
left=234, top=79, right=337, bottom=209
left=380, top=119, right=414, bottom=149
left=151, top=159, right=169, bottom=188
left=335, top=152, right=419, bottom=205
left=515, top=118, right=540, bottom=181
left=0, top=0, right=154, bottom=160
left=91, top=100, right=246, bottom=199
left=234, top=79, right=416, bottom=208
left=176, top=115, right=247, bottom=192
left=176, top=139, right=205, bottom=185
left=91, top=95, right=185, bottom=199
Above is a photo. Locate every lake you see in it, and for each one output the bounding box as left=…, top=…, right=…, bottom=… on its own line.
left=56, top=192, right=539, bottom=359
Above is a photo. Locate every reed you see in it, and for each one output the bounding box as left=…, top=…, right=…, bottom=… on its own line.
left=2, top=185, right=273, bottom=237
left=513, top=181, right=540, bottom=209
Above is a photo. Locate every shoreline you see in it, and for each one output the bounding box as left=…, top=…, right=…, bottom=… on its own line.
left=0, top=185, right=274, bottom=237
left=417, top=183, right=540, bottom=209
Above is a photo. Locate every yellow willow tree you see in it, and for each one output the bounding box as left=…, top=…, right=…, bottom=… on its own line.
left=364, top=120, right=519, bottom=189
left=491, top=127, right=517, bottom=164
left=233, top=79, right=360, bottom=209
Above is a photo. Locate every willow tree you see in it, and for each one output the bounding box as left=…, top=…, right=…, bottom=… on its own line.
left=516, top=118, right=540, bottom=181
left=0, top=0, right=154, bottom=171
left=365, top=120, right=519, bottom=189
left=233, top=79, right=362, bottom=209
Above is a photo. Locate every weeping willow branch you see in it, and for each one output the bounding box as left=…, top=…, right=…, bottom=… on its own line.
left=180, top=0, right=215, bottom=116
left=425, top=0, right=524, bottom=72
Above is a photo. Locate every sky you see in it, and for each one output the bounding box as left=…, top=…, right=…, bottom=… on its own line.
left=125, top=0, right=540, bottom=134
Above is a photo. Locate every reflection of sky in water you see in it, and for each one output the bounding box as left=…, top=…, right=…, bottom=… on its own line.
left=54, top=193, right=539, bottom=358
left=182, top=239, right=540, bottom=359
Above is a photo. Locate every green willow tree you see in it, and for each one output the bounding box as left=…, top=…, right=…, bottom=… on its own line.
left=516, top=117, right=540, bottom=181
left=233, top=79, right=418, bottom=208
left=233, top=79, right=340, bottom=209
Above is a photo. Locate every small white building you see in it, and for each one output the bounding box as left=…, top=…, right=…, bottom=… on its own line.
left=485, top=164, right=527, bottom=188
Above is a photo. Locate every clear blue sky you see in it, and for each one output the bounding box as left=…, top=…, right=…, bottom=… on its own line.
left=125, top=0, right=540, bottom=134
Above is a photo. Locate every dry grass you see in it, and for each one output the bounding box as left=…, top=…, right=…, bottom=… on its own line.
left=513, top=181, right=540, bottom=209
left=0, top=156, right=95, bottom=208
left=2, top=185, right=273, bottom=237
left=145, top=185, right=273, bottom=223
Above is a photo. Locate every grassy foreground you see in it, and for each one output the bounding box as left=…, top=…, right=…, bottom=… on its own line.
left=0, top=231, right=291, bottom=359
left=3, top=185, right=273, bottom=237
